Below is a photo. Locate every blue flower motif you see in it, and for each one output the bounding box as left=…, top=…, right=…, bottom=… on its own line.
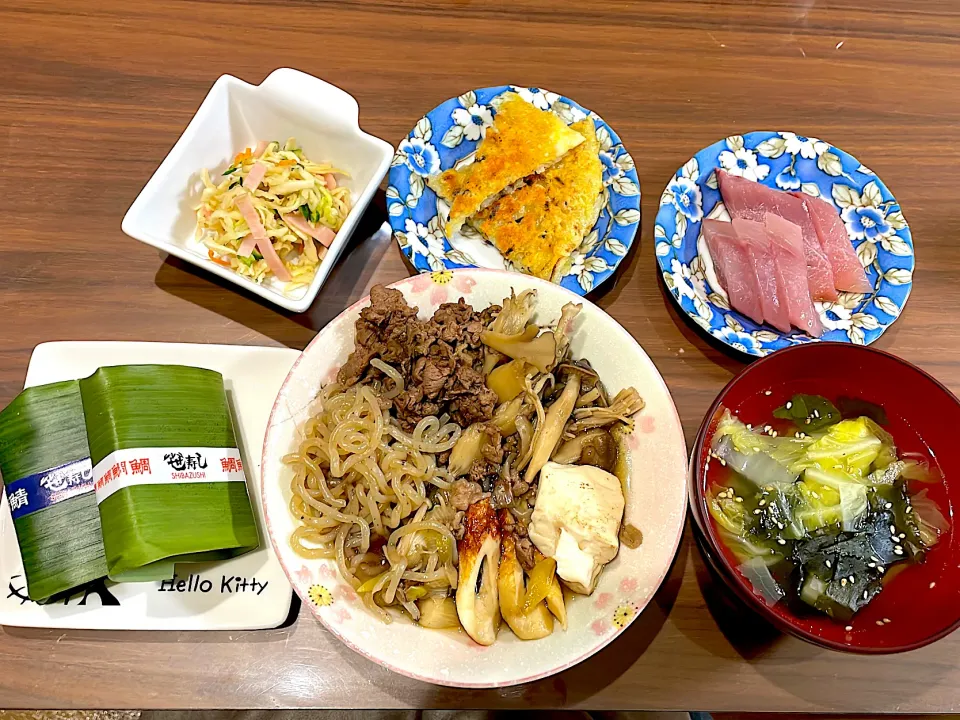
left=842, top=205, right=892, bottom=241
left=669, top=176, right=703, bottom=221
left=714, top=326, right=760, bottom=354
left=451, top=104, right=493, bottom=142
left=775, top=164, right=801, bottom=190
left=399, top=137, right=440, bottom=177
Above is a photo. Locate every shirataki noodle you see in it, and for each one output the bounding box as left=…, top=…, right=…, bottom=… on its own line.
left=284, top=381, right=462, bottom=622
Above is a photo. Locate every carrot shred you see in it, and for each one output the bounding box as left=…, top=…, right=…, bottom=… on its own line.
left=208, top=249, right=232, bottom=267
left=233, top=148, right=252, bottom=165
left=277, top=159, right=296, bottom=167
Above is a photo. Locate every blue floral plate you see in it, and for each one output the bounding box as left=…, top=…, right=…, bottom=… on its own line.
left=387, top=86, right=640, bottom=295
left=655, top=131, right=914, bottom=357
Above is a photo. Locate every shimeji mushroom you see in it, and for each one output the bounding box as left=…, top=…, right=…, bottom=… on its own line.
left=482, top=289, right=538, bottom=374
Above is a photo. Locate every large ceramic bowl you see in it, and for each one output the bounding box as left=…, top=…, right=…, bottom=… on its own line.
left=690, top=343, right=960, bottom=653
left=260, top=269, right=687, bottom=687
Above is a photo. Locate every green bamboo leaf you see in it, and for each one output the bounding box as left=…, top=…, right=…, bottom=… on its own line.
left=80, top=366, right=259, bottom=582
left=0, top=381, right=107, bottom=602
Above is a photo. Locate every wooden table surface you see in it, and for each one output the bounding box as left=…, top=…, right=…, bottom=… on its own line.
left=2, top=0, right=960, bottom=711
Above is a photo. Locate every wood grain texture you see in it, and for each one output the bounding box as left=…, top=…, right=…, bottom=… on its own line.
left=1, top=0, right=960, bottom=710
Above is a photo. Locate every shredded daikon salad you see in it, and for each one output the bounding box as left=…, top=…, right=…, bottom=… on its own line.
left=195, top=138, right=351, bottom=291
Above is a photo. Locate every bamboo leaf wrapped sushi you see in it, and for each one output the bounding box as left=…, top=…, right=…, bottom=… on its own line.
left=0, top=381, right=108, bottom=602
left=79, top=365, right=260, bottom=582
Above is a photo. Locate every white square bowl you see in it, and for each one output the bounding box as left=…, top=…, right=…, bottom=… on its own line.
left=122, top=68, right=394, bottom=313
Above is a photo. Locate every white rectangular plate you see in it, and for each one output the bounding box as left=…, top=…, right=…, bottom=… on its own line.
left=0, top=341, right=299, bottom=630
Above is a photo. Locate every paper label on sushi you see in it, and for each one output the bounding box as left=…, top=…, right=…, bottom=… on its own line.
left=5, top=458, right=95, bottom=520
left=92, top=447, right=246, bottom=504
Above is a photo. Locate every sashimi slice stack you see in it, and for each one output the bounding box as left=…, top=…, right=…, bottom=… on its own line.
left=703, top=170, right=872, bottom=338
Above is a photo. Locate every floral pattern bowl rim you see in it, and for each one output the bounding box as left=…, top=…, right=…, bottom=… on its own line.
left=259, top=268, right=688, bottom=687
left=654, top=130, right=914, bottom=357
left=387, top=86, right=641, bottom=296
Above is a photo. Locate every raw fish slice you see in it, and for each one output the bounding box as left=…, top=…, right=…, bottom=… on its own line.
left=765, top=213, right=824, bottom=337
left=718, top=170, right=838, bottom=302
left=796, top=192, right=872, bottom=293
left=731, top=218, right=792, bottom=333
left=701, top=219, right=763, bottom=325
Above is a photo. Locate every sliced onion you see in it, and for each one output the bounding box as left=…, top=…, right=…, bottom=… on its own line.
left=713, top=436, right=797, bottom=487
left=740, top=557, right=785, bottom=607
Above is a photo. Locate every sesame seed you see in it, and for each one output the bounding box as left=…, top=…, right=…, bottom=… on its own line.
left=848, top=575, right=855, bottom=582
left=753, top=509, right=762, bottom=515
left=770, top=430, right=778, bottom=437
left=759, top=500, right=767, bottom=506
left=805, top=418, right=811, bottom=424
left=885, top=502, right=893, bottom=509
left=845, top=625, right=853, bottom=631
left=813, top=409, right=820, bottom=418
left=735, top=497, right=743, bottom=503
left=868, top=562, right=876, bottom=568
left=863, top=590, right=869, bottom=599
left=777, top=538, right=786, bottom=545
left=930, top=582, right=937, bottom=589
left=899, top=533, right=906, bottom=540
left=746, top=423, right=752, bottom=430
left=826, top=560, right=832, bottom=568
left=870, top=556, right=881, bottom=564
left=765, top=485, right=774, bottom=492
left=776, top=522, right=784, bottom=529
left=811, top=492, right=820, bottom=499
left=889, top=525, right=897, bottom=535
left=876, top=620, right=885, bottom=627
left=894, top=546, right=903, bottom=555
left=883, top=618, right=892, bottom=624
left=786, top=401, right=793, bottom=410
left=841, top=578, right=848, bottom=587
left=719, top=458, right=726, bottom=466
left=764, top=390, right=772, bottom=396
left=763, top=425, right=773, bottom=433
left=878, top=566, right=886, bottom=574
left=795, top=432, right=802, bottom=438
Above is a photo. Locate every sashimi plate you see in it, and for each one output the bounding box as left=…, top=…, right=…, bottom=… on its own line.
left=655, top=131, right=914, bottom=357
left=387, top=86, right=641, bottom=295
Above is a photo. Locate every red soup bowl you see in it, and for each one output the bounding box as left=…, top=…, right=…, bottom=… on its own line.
left=690, top=343, right=960, bottom=653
